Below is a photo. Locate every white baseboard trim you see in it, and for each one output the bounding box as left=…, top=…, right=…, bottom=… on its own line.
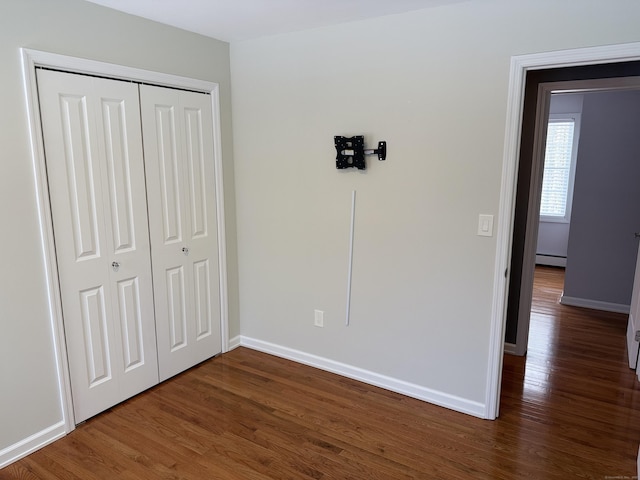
left=503, top=342, right=527, bottom=356
left=535, top=255, right=566, bottom=267
left=503, top=342, right=517, bottom=355
left=560, top=294, right=630, bottom=314
left=239, top=336, right=486, bottom=419
left=228, top=335, right=241, bottom=351
left=0, top=421, right=66, bottom=469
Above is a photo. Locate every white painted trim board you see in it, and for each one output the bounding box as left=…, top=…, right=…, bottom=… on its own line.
left=0, top=422, right=66, bottom=469
left=503, top=342, right=519, bottom=356
left=560, top=295, right=630, bottom=314
left=228, top=335, right=242, bottom=350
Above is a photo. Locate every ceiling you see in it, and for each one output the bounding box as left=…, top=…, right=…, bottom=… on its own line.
left=84, top=0, right=466, bottom=42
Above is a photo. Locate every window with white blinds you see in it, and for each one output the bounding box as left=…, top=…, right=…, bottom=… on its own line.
left=540, top=114, right=580, bottom=222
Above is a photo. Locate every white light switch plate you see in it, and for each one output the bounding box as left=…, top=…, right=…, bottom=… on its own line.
left=477, top=214, right=494, bottom=237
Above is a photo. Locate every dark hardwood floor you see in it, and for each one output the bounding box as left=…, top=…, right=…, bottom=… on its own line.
left=3, top=266, right=640, bottom=479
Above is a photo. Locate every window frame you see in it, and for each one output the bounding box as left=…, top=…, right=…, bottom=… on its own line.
left=539, top=112, right=581, bottom=224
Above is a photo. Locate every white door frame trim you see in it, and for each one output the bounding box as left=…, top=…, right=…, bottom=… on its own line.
left=486, top=41, right=640, bottom=420
left=20, top=48, right=229, bottom=432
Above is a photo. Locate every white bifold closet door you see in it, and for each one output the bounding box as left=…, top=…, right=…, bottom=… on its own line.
left=140, top=85, right=221, bottom=382
left=37, top=69, right=159, bottom=423
left=37, top=69, right=222, bottom=423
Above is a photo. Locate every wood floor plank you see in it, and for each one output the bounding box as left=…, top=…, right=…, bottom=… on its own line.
left=2, top=266, right=639, bottom=479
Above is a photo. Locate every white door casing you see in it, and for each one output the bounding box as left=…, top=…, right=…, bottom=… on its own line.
left=37, top=69, right=159, bottom=422
left=627, top=238, right=640, bottom=376
left=487, top=42, right=640, bottom=420
left=140, top=85, right=222, bottom=381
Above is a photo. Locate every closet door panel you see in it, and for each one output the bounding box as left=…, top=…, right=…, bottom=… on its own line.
left=39, top=71, right=119, bottom=420
left=96, top=77, right=159, bottom=400
left=37, top=70, right=158, bottom=423
left=141, top=84, right=221, bottom=381
left=181, top=92, right=221, bottom=361
left=141, top=86, right=193, bottom=379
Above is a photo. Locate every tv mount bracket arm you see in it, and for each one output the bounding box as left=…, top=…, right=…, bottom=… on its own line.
left=334, top=136, right=387, bottom=170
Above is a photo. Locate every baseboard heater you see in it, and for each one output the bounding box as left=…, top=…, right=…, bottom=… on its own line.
left=535, top=254, right=566, bottom=267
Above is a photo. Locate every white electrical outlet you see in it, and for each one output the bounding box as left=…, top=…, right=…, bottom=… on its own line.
left=314, top=309, right=324, bottom=327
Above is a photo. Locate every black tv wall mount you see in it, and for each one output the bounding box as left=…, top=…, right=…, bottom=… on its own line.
left=334, top=136, right=386, bottom=170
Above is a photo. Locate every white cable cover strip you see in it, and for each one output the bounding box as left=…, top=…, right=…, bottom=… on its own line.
left=346, top=190, right=356, bottom=326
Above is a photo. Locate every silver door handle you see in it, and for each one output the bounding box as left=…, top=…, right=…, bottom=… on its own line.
left=112, top=261, right=120, bottom=272
left=182, top=247, right=190, bottom=256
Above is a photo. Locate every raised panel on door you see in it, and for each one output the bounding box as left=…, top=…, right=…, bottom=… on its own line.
left=166, top=266, right=188, bottom=351
left=140, top=84, right=221, bottom=381
left=102, top=97, right=138, bottom=253
left=37, top=69, right=158, bottom=422
left=79, top=285, right=112, bottom=387
left=193, top=259, right=213, bottom=340
left=154, top=104, right=183, bottom=244
left=55, top=90, right=102, bottom=262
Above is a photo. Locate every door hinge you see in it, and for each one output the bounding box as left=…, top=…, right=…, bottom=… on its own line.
left=635, top=330, right=640, bottom=342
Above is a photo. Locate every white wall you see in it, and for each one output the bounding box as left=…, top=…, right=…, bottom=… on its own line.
left=231, top=0, right=640, bottom=413
left=0, top=0, right=237, bottom=465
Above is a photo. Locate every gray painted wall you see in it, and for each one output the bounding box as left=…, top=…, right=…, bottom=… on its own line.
left=0, top=0, right=237, bottom=460
left=563, top=90, right=640, bottom=307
